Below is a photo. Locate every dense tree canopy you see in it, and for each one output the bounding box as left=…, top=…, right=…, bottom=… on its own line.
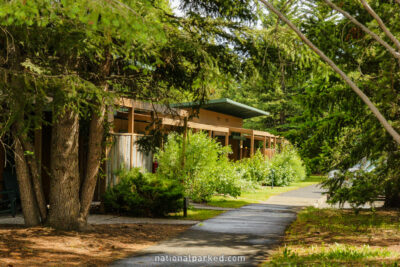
left=216, top=0, right=400, bottom=206
left=0, top=0, right=263, bottom=229
left=1, top=0, right=400, bottom=229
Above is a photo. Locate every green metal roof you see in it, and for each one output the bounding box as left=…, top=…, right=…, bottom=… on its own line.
left=172, top=98, right=269, bottom=119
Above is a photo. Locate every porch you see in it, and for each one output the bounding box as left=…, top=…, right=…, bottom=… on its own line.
left=106, top=98, right=285, bottom=185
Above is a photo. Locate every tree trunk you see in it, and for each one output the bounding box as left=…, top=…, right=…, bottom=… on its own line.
left=384, top=179, right=400, bottom=208
left=47, top=108, right=81, bottom=230
left=13, top=134, right=41, bottom=226
left=78, top=103, right=106, bottom=228
left=78, top=52, right=111, bottom=229
left=17, top=128, right=47, bottom=221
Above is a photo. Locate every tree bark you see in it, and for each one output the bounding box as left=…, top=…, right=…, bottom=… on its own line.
left=47, top=108, right=81, bottom=230
left=78, top=52, right=111, bottom=229
left=78, top=103, right=106, bottom=227
left=16, top=127, right=47, bottom=221
left=13, top=134, right=41, bottom=226
left=258, top=0, right=400, bottom=145
left=384, top=180, right=400, bottom=208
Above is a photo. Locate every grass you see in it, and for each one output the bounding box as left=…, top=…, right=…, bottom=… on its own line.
left=264, top=207, right=400, bottom=266
left=168, top=208, right=225, bottom=221
left=208, top=175, right=324, bottom=209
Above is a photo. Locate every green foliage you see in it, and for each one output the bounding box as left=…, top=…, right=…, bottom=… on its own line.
left=237, top=145, right=306, bottom=187
left=237, top=151, right=270, bottom=184
left=155, top=131, right=242, bottom=202
left=265, top=166, right=296, bottom=187
left=156, top=131, right=307, bottom=202
left=322, top=170, right=384, bottom=209
left=103, top=168, right=183, bottom=217
left=268, top=145, right=306, bottom=185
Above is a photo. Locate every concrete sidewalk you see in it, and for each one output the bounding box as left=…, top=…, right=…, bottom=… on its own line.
left=264, top=184, right=326, bottom=207
left=0, top=214, right=199, bottom=226
left=113, top=184, right=325, bottom=266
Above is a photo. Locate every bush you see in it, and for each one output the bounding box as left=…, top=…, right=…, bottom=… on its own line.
left=267, top=145, right=306, bottom=186
left=265, top=165, right=296, bottom=186
left=237, top=151, right=270, bottom=184
left=103, top=168, right=184, bottom=217
left=236, top=146, right=306, bottom=187
left=155, top=131, right=242, bottom=202
left=154, top=132, right=307, bottom=202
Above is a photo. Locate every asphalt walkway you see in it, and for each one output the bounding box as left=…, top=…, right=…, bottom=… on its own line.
left=113, top=184, right=325, bottom=266
left=0, top=214, right=199, bottom=225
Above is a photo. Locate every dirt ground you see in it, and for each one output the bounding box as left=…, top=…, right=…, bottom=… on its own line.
left=0, top=223, right=190, bottom=266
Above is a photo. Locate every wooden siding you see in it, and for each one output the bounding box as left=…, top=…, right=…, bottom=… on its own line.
left=188, top=108, right=243, bottom=128
left=106, top=134, right=153, bottom=188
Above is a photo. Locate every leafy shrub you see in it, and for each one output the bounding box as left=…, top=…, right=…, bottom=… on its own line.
left=155, top=131, right=242, bottom=202
left=103, top=168, right=183, bottom=217
left=265, top=165, right=296, bottom=186
left=154, top=132, right=307, bottom=202
left=267, top=145, right=306, bottom=186
left=237, top=151, right=270, bottom=184
left=236, top=146, right=306, bottom=187
left=272, top=145, right=306, bottom=181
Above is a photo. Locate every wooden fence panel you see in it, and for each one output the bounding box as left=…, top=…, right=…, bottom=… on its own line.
left=106, top=134, right=153, bottom=188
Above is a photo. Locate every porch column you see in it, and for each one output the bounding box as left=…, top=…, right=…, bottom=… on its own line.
left=239, top=135, right=243, bottom=160
left=160, top=124, right=165, bottom=149
left=268, top=136, right=272, bottom=159
left=250, top=132, right=255, bottom=157
left=128, top=107, right=135, bottom=134
left=225, top=132, right=229, bottom=147
left=208, top=130, right=212, bottom=139
left=273, top=136, right=277, bottom=156
left=128, top=106, right=135, bottom=169
left=263, top=136, right=266, bottom=160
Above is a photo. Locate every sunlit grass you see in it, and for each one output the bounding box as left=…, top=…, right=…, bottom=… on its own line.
left=208, top=175, right=325, bottom=208
left=264, top=207, right=400, bottom=266
left=267, top=244, right=395, bottom=266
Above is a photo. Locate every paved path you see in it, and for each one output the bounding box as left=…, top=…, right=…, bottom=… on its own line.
left=265, top=184, right=326, bottom=207
left=113, top=184, right=325, bottom=266
left=0, top=214, right=199, bottom=226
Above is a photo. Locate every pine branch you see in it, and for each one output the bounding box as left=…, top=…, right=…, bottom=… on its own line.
left=258, top=0, right=400, bottom=145
left=324, top=0, right=400, bottom=61
left=360, top=0, right=400, bottom=52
